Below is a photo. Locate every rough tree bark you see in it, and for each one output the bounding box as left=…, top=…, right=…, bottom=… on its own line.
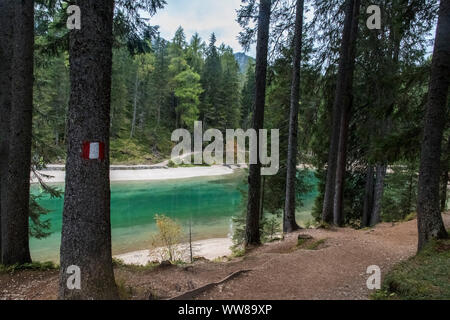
left=417, top=0, right=450, bottom=251
left=130, top=70, right=139, bottom=138
left=0, top=0, right=14, bottom=262
left=440, top=137, right=449, bottom=212
left=333, top=0, right=360, bottom=226
left=1, top=0, right=34, bottom=265
left=322, top=0, right=356, bottom=223
left=370, top=164, right=387, bottom=226
left=361, top=166, right=374, bottom=228
left=333, top=101, right=351, bottom=226
left=284, top=0, right=304, bottom=233
left=59, top=0, right=118, bottom=299
left=245, top=0, right=271, bottom=246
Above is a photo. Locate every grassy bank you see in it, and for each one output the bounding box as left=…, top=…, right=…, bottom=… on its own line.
left=0, top=261, right=58, bottom=274
left=373, top=231, right=450, bottom=300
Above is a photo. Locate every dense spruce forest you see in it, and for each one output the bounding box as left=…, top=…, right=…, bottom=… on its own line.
left=0, top=0, right=448, bottom=300
left=34, top=28, right=252, bottom=165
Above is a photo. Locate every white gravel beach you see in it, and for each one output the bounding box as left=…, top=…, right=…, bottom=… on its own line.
left=114, top=238, right=233, bottom=265
left=31, top=165, right=236, bottom=184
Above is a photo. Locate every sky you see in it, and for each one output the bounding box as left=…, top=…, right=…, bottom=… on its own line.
left=142, top=0, right=255, bottom=56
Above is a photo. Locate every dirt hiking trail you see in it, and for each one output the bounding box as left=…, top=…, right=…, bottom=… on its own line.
left=1, top=213, right=448, bottom=300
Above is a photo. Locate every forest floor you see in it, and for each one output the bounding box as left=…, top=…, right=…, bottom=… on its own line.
left=1, top=213, right=449, bottom=300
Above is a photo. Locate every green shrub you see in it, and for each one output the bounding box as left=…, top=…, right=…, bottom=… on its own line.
left=151, top=214, right=184, bottom=262
left=231, top=247, right=246, bottom=258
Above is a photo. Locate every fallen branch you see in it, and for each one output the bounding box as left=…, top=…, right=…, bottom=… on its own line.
left=168, top=269, right=252, bottom=300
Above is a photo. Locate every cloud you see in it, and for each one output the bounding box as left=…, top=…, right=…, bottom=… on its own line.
left=143, top=0, right=255, bottom=56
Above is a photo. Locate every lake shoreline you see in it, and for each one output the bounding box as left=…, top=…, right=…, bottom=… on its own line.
left=31, top=164, right=240, bottom=184
left=114, top=237, right=234, bottom=265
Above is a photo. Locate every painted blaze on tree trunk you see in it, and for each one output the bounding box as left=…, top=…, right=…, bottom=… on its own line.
left=245, top=0, right=271, bottom=246
left=284, top=0, right=304, bottom=233
left=417, top=0, right=450, bottom=251
left=59, top=0, right=118, bottom=299
left=1, top=0, right=34, bottom=265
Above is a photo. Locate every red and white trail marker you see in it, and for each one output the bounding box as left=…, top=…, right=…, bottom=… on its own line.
left=82, top=141, right=105, bottom=160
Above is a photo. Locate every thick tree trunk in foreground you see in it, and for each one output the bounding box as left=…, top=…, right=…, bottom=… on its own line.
left=361, top=166, right=374, bottom=228
left=1, top=0, right=34, bottom=265
left=0, top=0, right=14, bottom=262
left=370, top=164, right=387, bottom=226
left=417, top=0, right=450, bottom=251
left=322, top=0, right=356, bottom=223
left=245, top=0, right=271, bottom=246
left=59, top=0, right=118, bottom=299
left=333, top=0, right=360, bottom=226
left=284, top=0, right=304, bottom=233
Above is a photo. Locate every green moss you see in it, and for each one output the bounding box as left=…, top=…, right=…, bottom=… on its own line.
left=297, top=238, right=307, bottom=247
left=305, top=239, right=327, bottom=250
left=113, top=258, right=159, bottom=272
left=0, top=261, right=58, bottom=274
left=372, top=233, right=450, bottom=300
left=317, top=222, right=332, bottom=230
left=402, top=212, right=417, bottom=222
left=295, top=238, right=327, bottom=251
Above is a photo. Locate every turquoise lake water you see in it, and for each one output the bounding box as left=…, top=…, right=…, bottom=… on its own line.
left=30, top=170, right=317, bottom=262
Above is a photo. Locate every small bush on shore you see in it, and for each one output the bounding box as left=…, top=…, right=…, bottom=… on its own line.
left=151, top=214, right=183, bottom=262
left=231, top=247, right=246, bottom=258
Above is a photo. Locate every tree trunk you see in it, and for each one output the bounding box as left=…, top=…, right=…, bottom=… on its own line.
left=260, top=176, right=266, bottom=220
left=370, top=164, right=387, bottom=226
left=157, top=96, right=161, bottom=127
left=361, top=166, right=374, bottom=228
left=322, top=0, right=356, bottom=223
left=405, top=170, right=414, bottom=217
left=0, top=0, right=14, bottom=262
left=1, top=0, right=34, bottom=265
left=333, top=0, right=360, bottom=226
left=333, top=101, right=351, bottom=226
left=284, top=0, right=304, bottom=233
left=59, top=0, right=118, bottom=299
left=440, top=137, right=450, bottom=212
left=130, top=70, right=138, bottom=138
left=441, top=169, right=449, bottom=212
left=245, top=0, right=271, bottom=246
left=417, top=0, right=450, bottom=251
